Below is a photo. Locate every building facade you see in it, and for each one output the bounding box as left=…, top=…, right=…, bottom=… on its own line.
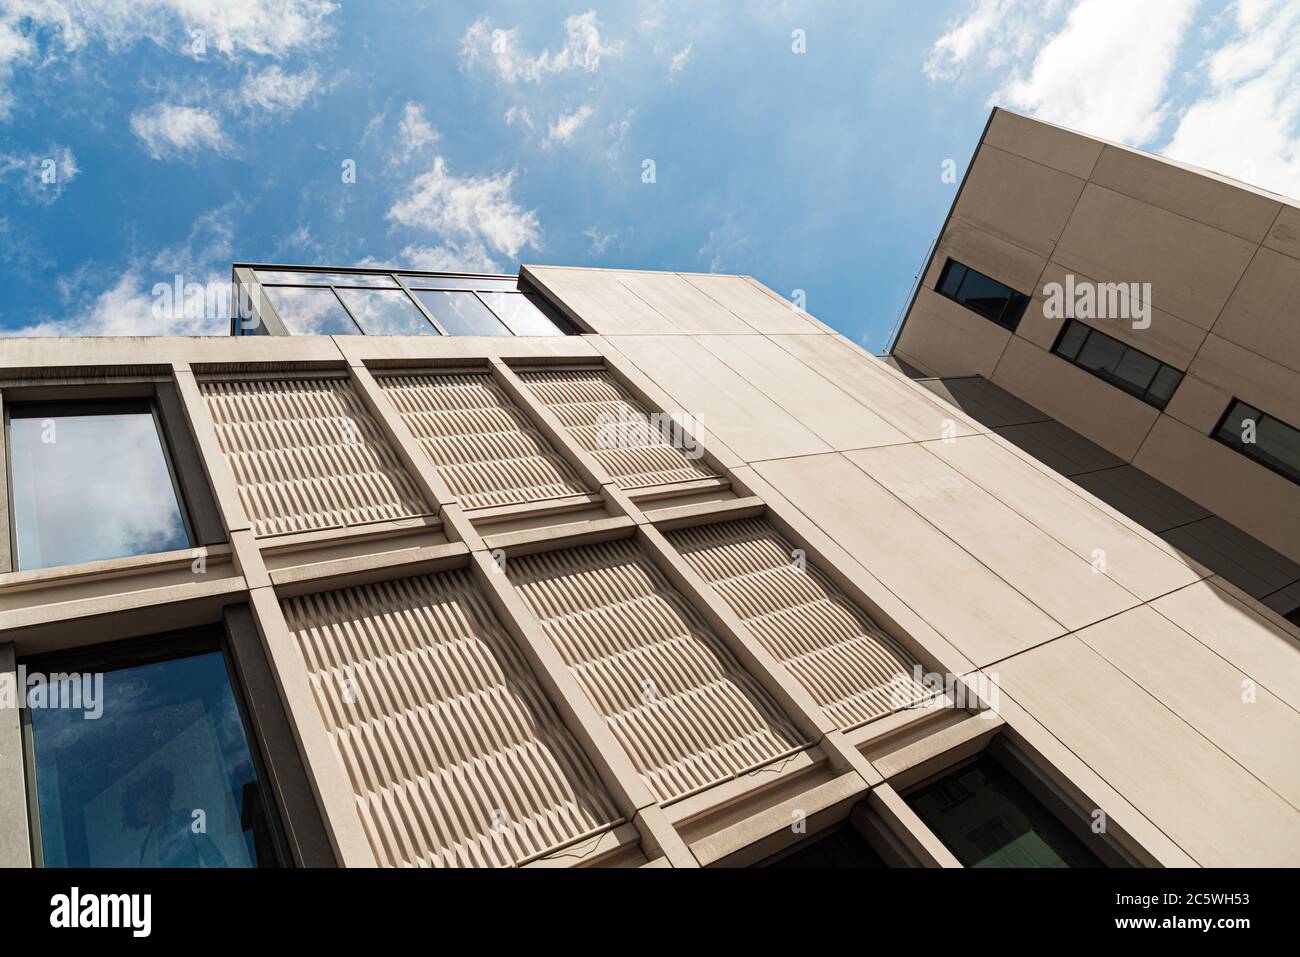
left=1, top=118, right=1297, bottom=868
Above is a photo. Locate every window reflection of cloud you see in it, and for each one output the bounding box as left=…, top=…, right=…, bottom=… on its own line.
left=335, top=289, right=436, bottom=335
left=263, top=287, right=359, bottom=334
left=256, top=271, right=396, bottom=287
left=478, top=292, right=564, bottom=336
left=11, top=413, right=190, bottom=569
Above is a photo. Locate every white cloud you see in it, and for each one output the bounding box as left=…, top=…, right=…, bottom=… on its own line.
left=239, top=65, right=320, bottom=114
left=993, top=0, right=1196, bottom=145
left=504, top=105, right=534, bottom=129
left=584, top=226, right=616, bottom=256
left=0, top=0, right=338, bottom=119
left=396, top=240, right=501, bottom=274
left=392, top=102, right=439, bottom=163
left=460, top=10, right=623, bottom=83
left=1163, top=0, right=1300, bottom=197
left=387, top=156, right=541, bottom=261
left=669, top=44, right=692, bottom=76
left=545, top=104, right=594, bottom=148
left=130, top=103, right=227, bottom=159
left=0, top=144, right=79, bottom=204
left=924, top=0, right=1063, bottom=81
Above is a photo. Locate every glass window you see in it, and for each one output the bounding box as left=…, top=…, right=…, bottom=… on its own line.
left=255, top=270, right=396, bottom=287
left=479, top=291, right=569, bottom=336
left=766, top=825, right=886, bottom=868
left=934, top=258, right=1028, bottom=331
left=1051, top=319, right=1183, bottom=410
left=1214, top=399, right=1300, bottom=485
left=335, top=288, right=437, bottom=335
left=26, top=634, right=279, bottom=867
left=262, top=286, right=361, bottom=335
left=8, top=403, right=191, bottom=570
left=907, top=755, right=1104, bottom=867
left=401, top=275, right=520, bottom=292
left=412, top=290, right=510, bottom=336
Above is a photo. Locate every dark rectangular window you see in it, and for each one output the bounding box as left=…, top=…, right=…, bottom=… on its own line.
left=24, top=630, right=282, bottom=867
left=907, top=754, right=1104, bottom=867
left=1050, top=319, right=1184, bottom=410
left=7, top=400, right=193, bottom=570
left=935, top=259, right=1030, bottom=332
left=1213, top=399, right=1300, bottom=486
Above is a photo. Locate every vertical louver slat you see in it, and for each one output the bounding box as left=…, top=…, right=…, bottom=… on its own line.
left=200, top=377, right=429, bottom=536
left=666, top=518, right=927, bottom=730
left=506, top=538, right=806, bottom=803
left=378, top=372, right=589, bottom=510
left=282, top=569, right=621, bottom=868
left=518, top=369, right=716, bottom=490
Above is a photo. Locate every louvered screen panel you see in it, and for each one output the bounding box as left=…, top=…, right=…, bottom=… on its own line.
left=378, top=372, right=588, bottom=510
left=200, top=377, right=429, bottom=536
left=282, top=569, right=621, bottom=868
left=518, top=368, right=716, bottom=490
left=667, top=518, right=927, bottom=730
left=507, top=538, right=806, bottom=803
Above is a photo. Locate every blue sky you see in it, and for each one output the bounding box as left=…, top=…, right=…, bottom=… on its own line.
left=0, top=0, right=1296, bottom=348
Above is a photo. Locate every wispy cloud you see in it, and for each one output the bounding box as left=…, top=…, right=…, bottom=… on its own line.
left=669, top=44, right=692, bottom=77
left=387, top=157, right=541, bottom=264
left=460, top=10, right=623, bottom=84
left=130, top=103, right=228, bottom=159
left=391, top=102, right=439, bottom=164
left=239, top=65, right=321, bottom=115
left=0, top=144, right=79, bottom=204
left=545, top=104, right=594, bottom=148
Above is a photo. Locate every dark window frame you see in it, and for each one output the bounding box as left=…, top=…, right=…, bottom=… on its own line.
left=1212, top=398, right=1300, bottom=487
left=934, top=258, right=1030, bottom=332
left=4, top=397, right=198, bottom=572
left=19, top=625, right=290, bottom=868
left=1049, top=318, right=1185, bottom=410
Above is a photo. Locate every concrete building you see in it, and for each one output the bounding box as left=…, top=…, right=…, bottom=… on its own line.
left=1, top=112, right=1297, bottom=869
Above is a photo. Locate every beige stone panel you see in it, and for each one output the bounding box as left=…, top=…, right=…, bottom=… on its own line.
left=847, top=445, right=1137, bottom=631
left=983, top=109, right=1104, bottom=180
left=1159, top=369, right=1232, bottom=435
left=1133, top=416, right=1300, bottom=564
left=523, top=266, right=680, bottom=335
left=994, top=635, right=1300, bottom=866
left=920, top=214, right=1048, bottom=292
left=915, top=376, right=1049, bottom=428
left=925, top=434, right=1200, bottom=600
left=614, top=271, right=754, bottom=335
left=680, top=274, right=814, bottom=334
left=752, top=452, right=1063, bottom=667
left=993, top=420, right=1125, bottom=477
left=1152, top=581, right=1300, bottom=710
left=1078, top=605, right=1300, bottom=809
left=607, top=335, right=830, bottom=462
left=695, top=335, right=910, bottom=450
left=1090, top=145, right=1282, bottom=242
left=772, top=333, right=982, bottom=442
left=1264, top=203, right=1300, bottom=260
left=1160, top=516, right=1300, bottom=599
left=1025, top=261, right=1207, bottom=368
left=893, top=289, right=1011, bottom=378
left=1071, top=464, right=1210, bottom=532
left=1210, top=248, right=1300, bottom=377
left=1184, top=334, right=1300, bottom=427
left=990, top=337, right=1159, bottom=460
left=1054, top=184, right=1257, bottom=329
left=952, top=144, right=1086, bottom=258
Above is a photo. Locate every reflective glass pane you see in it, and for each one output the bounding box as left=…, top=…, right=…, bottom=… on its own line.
left=907, top=755, right=1103, bottom=867
left=9, top=408, right=191, bottom=570
left=938, top=261, right=967, bottom=299
left=413, top=290, right=510, bottom=336
left=1112, top=349, right=1160, bottom=394
left=28, top=643, right=277, bottom=867
left=401, top=275, right=519, bottom=291
left=262, top=287, right=360, bottom=335
left=255, top=270, right=396, bottom=287
left=954, top=270, right=1012, bottom=322
left=479, top=292, right=567, bottom=336
left=1054, top=320, right=1089, bottom=360
left=1075, top=332, right=1126, bottom=377
left=335, top=288, right=436, bottom=335
left=1255, top=415, right=1300, bottom=479
left=1145, top=364, right=1183, bottom=407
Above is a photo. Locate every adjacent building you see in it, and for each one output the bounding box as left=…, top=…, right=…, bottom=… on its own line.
left=0, top=109, right=1296, bottom=869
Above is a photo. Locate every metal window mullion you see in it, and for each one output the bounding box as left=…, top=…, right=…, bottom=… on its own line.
left=328, top=286, right=366, bottom=335
left=394, top=274, right=450, bottom=336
